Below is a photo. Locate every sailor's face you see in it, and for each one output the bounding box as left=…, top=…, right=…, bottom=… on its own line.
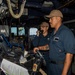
left=49, top=17, right=58, bottom=28
left=40, top=25, right=48, bottom=33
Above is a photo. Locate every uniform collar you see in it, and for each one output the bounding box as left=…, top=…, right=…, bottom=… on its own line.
left=54, top=24, right=63, bottom=35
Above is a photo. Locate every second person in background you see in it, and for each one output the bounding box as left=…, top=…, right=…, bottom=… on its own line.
left=32, top=21, right=50, bottom=75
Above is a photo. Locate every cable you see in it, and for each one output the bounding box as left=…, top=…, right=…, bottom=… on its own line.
left=57, top=0, right=75, bottom=9
left=6, top=0, right=26, bottom=18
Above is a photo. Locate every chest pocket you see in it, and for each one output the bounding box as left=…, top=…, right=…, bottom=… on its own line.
left=53, top=37, right=59, bottom=42
left=52, top=36, right=65, bottom=53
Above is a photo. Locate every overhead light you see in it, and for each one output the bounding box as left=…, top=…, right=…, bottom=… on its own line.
left=42, top=1, right=53, bottom=7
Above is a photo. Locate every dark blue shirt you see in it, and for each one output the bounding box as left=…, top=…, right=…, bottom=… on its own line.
left=32, top=33, right=50, bottom=48
left=49, top=25, right=75, bottom=62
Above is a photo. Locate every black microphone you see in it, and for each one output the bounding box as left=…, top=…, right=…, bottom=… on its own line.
left=38, top=27, right=43, bottom=34
left=39, top=30, right=43, bottom=34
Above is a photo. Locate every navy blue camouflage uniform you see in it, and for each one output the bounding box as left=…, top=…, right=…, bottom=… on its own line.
left=49, top=25, right=75, bottom=75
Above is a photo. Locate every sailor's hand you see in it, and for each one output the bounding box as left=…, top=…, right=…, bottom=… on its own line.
left=36, top=31, right=40, bottom=36
left=33, top=47, right=39, bottom=53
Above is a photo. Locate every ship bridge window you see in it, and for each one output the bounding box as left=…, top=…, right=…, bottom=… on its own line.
left=18, top=27, right=25, bottom=36
left=11, top=27, right=17, bottom=36
left=29, top=27, right=38, bottom=41
left=29, top=27, right=38, bottom=36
